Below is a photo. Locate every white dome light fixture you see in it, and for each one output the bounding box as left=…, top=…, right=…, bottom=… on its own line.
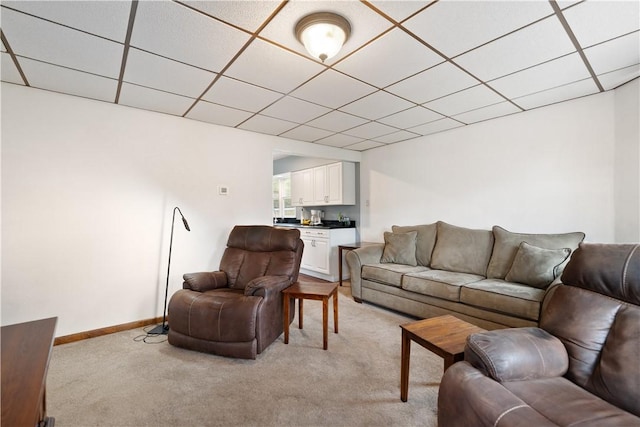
left=295, top=12, right=351, bottom=63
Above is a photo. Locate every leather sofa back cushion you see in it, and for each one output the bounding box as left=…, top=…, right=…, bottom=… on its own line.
left=541, top=285, right=640, bottom=416
left=486, top=226, right=585, bottom=280
left=392, top=223, right=437, bottom=266
left=227, top=225, right=301, bottom=252
left=221, top=248, right=298, bottom=290
left=431, top=221, right=494, bottom=276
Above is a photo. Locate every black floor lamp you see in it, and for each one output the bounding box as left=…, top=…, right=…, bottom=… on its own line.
left=149, top=206, right=190, bottom=335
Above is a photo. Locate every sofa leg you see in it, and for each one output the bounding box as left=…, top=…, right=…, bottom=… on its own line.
left=353, top=297, right=362, bottom=303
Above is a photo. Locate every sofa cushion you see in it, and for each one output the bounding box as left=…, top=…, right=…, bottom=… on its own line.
left=505, top=242, right=571, bottom=288
left=362, top=263, right=429, bottom=288
left=392, top=223, right=437, bottom=267
left=460, top=279, right=546, bottom=321
left=381, top=231, right=418, bottom=266
left=431, top=222, right=494, bottom=276
left=402, top=270, right=485, bottom=302
left=487, top=226, right=585, bottom=280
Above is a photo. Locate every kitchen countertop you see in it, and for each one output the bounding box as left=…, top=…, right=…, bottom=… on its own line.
left=274, top=221, right=355, bottom=230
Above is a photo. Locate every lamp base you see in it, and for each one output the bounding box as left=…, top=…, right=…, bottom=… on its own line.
left=148, top=323, right=169, bottom=335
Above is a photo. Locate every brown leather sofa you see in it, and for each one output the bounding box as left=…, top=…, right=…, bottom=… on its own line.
left=167, top=225, right=303, bottom=359
left=438, top=243, right=640, bottom=426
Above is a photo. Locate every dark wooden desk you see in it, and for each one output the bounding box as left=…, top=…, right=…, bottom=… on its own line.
left=2, top=317, right=57, bottom=427
left=338, top=242, right=378, bottom=286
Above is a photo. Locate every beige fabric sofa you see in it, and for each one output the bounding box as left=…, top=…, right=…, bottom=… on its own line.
left=346, top=221, right=585, bottom=329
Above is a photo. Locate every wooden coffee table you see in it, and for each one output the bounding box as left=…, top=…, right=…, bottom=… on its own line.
left=400, top=314, right=486, bottom=402
left=283, top=282, right=338, bottom=350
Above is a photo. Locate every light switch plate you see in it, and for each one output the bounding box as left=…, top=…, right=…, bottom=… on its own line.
left=218, top=185, right=229, bottom=195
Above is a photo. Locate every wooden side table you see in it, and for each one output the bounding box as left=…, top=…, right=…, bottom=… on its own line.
left=283, top=282, right=338, bottom=350
left=338, top=242, right=378, bottom=286
left=400, top=314, right=486, bottom=402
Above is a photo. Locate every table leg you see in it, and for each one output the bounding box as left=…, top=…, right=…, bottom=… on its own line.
left=338, top=247, right=344, bottom=286
left=333, top=289, right=338, bottom=334
left=401, top=329, right=411, bottom=402
left=445, top=353, right=464, bottom=371
left=284, top=295, right=290, bottom=345
left=298, top=299, right=303, bottom=329
left=322, top=296, right=328, bottom=350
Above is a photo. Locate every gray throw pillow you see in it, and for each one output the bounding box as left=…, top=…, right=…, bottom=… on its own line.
left=505, top=242, right=571, bottom=288
left=381, top=231, right=418, bottom=266
left=430, top=222, right=494, bottom=276
left=392, top=223, right=437, bottom=266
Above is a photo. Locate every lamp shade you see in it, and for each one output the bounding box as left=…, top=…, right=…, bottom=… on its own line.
left=295, top=12, right=351, bottom=63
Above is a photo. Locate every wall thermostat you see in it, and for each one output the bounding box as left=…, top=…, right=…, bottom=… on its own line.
left=218, top=186, right=229, bottom=195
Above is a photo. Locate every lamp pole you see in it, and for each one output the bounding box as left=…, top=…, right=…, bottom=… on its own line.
left=149, top=207, right=190, bottom=335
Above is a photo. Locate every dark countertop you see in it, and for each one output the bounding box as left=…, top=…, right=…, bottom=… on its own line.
left=274, top=220, right=356, bottom=230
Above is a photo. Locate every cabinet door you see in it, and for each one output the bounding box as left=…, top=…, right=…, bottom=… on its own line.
left=313, top=165, right=328, bottom=204
left=300, top=237, right=330, bottom=274
left=326, top=162, right=343, bottom=204
left=291, top=170, right=304, bottom=206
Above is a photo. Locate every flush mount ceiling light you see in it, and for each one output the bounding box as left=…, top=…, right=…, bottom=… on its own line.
left=295, top=12, right=351, bottom=63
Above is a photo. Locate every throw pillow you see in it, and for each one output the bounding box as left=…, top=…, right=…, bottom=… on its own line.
left=430, top=221, right=494, bottom=276
left=381, top=231, right=418, bottom=266
left=392, top=223, right=437, bottom=267
left=505, top=242, right=571, bottom=288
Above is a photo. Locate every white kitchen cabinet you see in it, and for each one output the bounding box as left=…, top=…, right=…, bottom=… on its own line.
left=291, top=168, right=314, bottom=206
left=298, top=227, right=356, bottom=282
left=291, top=162, right=356, bottom=206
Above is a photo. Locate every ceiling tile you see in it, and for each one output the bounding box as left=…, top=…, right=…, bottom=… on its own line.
left=584, top=32, right=640, bottom=76
left=403, top=0, right=554, bottom=57
left=261, top=96, right=331, bottom=123
left=1, top=53, right=24, bottom=84
left=315, top=133, right=365, bottom=148
left=455, top=16, right=576, bottom=81
left=563, top=0, right=640, bottom=48
left=305, top=111, right=368, bottom=133
left=513, top=79, right=599, bottom=110
left=2, top=0, right=132, bottom=42
left=377, top=106, right=443, bottom=129
left=598, top=64, right=640, bottom=90
left=118, top=83, right=195, bottom=116
left=372, top=130, right=420, bottom=144
left=186, top=100, right=254, bottom=127
left=368, top=1, right=432, bottom=23
left=386, top=61, right=478, bottom=104
left=344, top=140, right=385, bottom=151
left=339, top=90, right=414, bottom=120
left=19, top=57, right=118, bottom=102
left=423, top=85, right=506, bottom=117
left=258, top=0, right=392, bottom=65
left=453, top=101, right=521, bottom=125
left=343, top=121, right=397, bottom=139
left=489, top=53, right=591, bottom=99
left=202, top=76, right=282, bottom=113
left=335, top=28, right=443, bottom=88
left=130, top=0, right=251, bottom=72
left=409, top=118, right=464, bottom=136
left=280, top=125, right=334, bottom=142
left=1, top=8, right=123, bottom=78
left=124, top=48, right=215, bottom=98
left=225, top=38, right=324, bottom=94
left=238, top=114, right=298, bottom=136
left=183, top=1, right=281, bottom=32
left=290, top=69, right=376, bottom=109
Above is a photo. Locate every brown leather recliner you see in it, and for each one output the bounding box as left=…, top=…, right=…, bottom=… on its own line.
left=167, top=225, right=303, bottom=359
left=438, top=243, right=640, bottom=426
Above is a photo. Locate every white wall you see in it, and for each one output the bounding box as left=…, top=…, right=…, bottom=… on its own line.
left=359, top=85, right=639, bottom=244
left=0, top=83, right=359, bottom=336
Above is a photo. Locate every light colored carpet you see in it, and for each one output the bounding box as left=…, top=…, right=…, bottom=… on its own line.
left=47, top=286, right=442, bottom=426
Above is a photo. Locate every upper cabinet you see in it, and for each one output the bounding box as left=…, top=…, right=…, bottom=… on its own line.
left=292, top=162, right=356, bottom=206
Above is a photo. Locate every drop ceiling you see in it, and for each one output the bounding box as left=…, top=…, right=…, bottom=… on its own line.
left=1, top=0, right=638, bottom=152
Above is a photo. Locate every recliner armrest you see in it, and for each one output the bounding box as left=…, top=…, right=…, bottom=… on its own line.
left=182, top=271, right=228, bottom=292
left=465, top=327, right=568, bottom=382
left=244, top=275, right=291, bottom=298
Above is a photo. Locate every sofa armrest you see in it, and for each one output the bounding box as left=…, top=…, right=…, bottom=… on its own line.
left=346, top=243, right=384, bottom=300
left=244, top=275, right=291, bottom=298
left=464, top=327, right=568, bottom=382
left=182, top=271, right=228, bottom=292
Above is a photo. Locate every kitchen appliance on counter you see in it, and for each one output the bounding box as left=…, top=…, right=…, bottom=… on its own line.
left=310, top=209, right=324, bottom=225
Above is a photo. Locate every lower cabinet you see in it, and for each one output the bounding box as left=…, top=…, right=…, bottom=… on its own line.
left=298, top=227, right=356, bottom=282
